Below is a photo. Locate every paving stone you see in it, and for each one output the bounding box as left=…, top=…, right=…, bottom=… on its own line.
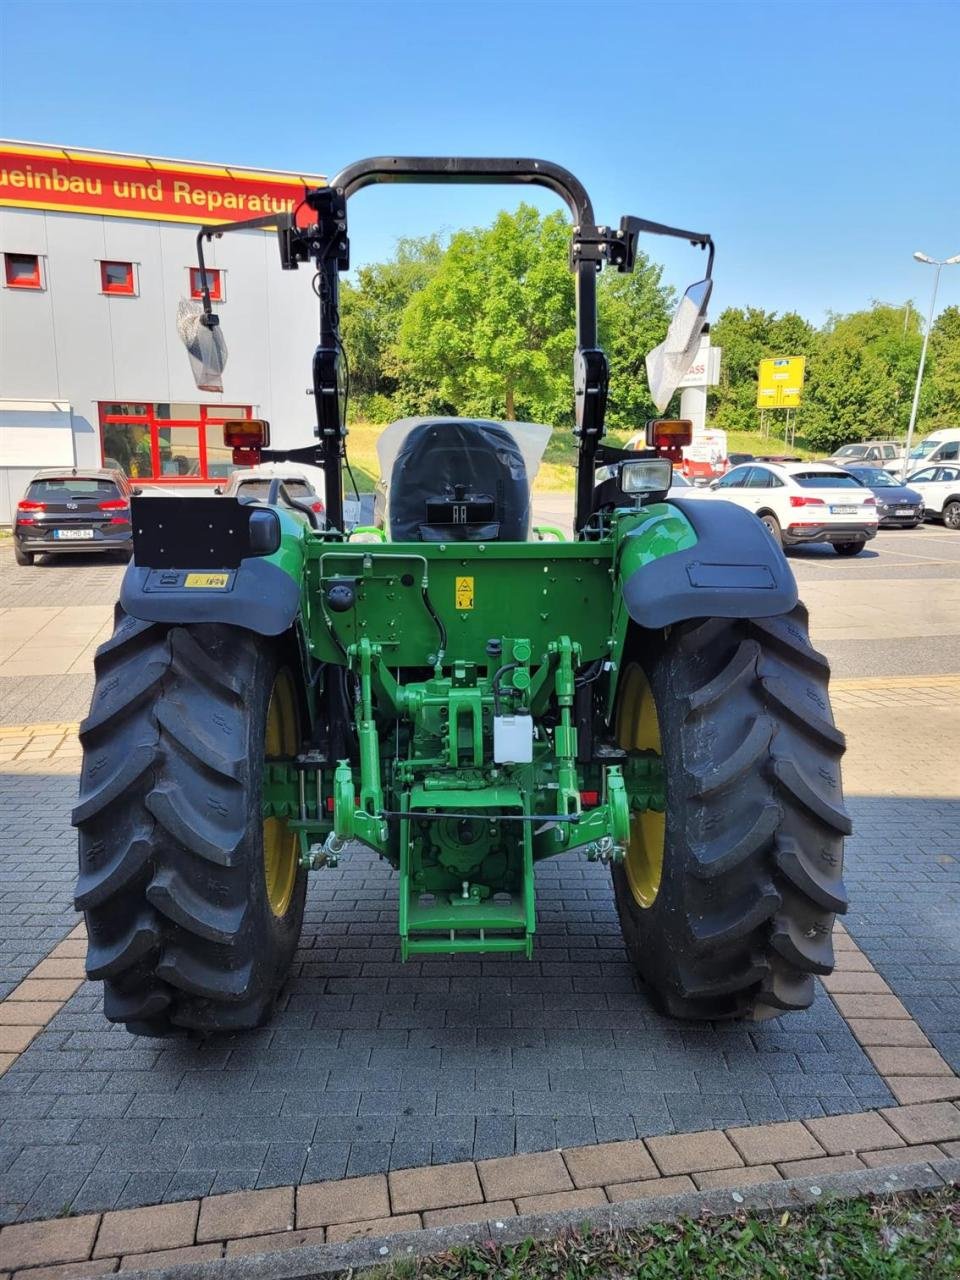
left=196, top=1186, right=294, bottom=1241
left=726, top=1121, right=824, bottom=1165
left=0, top=1215, right=100, bottom=1270
left=605, top=1174, right=695, bottom=1201
left=693, top=1164, right=782, bottom=1190
left=93, top=1201, right=198, bottom=1257
left=296, top=1174, right=389, bottom=1228
left=0, top=1002, right=60, bottom=1026
left=225, top=1227, right=327, bottom=1256
left=865, top=1047, right=953, bottom=1076
left=478, top=1150, right=573, bottom=1200
left=562, top=1139, right=658, bottom=1188
left=325, top=1213, right=421, bottom=1243
left=516, top=1187, right=607, bottom=1214
left=646, top=1130, right=742, bottom=1176
left=846, top=1019, right=931, bottom=1048
left=423, top=1200, right=517, bottom=1228
left=887, top=1077, right=960, bottom=1105
left=388, top=1161, right=482, bottom=1214
left=880, top=1102, right=960, bottom=1144
left=804, top=1111, right=904, bottom=1155
left=860, top=1144, right=947, bottom=1168
left=832, top=994, right=912, bottom=1020
left=120, top=1244, right=222, bottom=1269
left=4, top=1261, right=117, bottom=1279
left=777, top=1154, right=865, bottom=1178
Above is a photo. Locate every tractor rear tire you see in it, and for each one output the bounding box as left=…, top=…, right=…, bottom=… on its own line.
left=612, top=604, right=849, bottom=1020
left=73, top=607, right=307, bottom=1035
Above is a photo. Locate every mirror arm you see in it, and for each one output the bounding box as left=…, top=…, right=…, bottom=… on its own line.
left=194, top=212, right=296, bottom=327
left=618, top=217, right=715, bottom=277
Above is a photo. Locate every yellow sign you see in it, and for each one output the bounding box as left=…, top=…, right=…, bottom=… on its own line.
left=757, top=356, right=806, bottom=408
left=455, top=576, right=475, bottom=610
left=184, top=573, right=230, bottom=589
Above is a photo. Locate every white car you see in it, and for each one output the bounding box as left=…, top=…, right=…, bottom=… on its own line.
left=218, top=463, right=326, bottom=524
left=885, top=428, right=960, bottom=475
left=704, top=461, right=879, bottom=555
left=905, top=464, right=960, bottom=530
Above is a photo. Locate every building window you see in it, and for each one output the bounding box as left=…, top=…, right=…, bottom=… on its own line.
left=99, top=403, right=253, bottom=482
left=100, top=260, right=136, bottom=295
left=4, top=253, right=42, bottom=289
left=189, top=267, right=223, bottom=301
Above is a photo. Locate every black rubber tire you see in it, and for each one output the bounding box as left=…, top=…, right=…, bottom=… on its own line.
left=759, top=513, right=782, bottom=547
left=943, top=501, right=960, bottom=531
left=833, top=541, right=866, bottom=556
left=73, top=606, right=307, bottom=1035
left=612, top=604, right=849, bottom=1020
left=14, top=544, right=34, bottom=566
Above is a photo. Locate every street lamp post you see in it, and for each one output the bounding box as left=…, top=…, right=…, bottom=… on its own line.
left=902, top=251, right=960, bottom=481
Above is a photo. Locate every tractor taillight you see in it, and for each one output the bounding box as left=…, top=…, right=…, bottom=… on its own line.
left=223, top=419, right=271, bottom=448
left=580, top=790, right=600, bottom=808
left=645, top=419, right=693, bottom=462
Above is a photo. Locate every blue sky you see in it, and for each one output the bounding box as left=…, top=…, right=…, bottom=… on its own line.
left=2, top=0, right=958, bottom=325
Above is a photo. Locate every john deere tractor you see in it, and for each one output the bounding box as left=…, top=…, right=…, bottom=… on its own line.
left=73, top=157, right=849, bottom=1035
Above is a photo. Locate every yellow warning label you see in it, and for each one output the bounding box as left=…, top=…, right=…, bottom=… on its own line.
left=184, top=572, right=230, bottom=589
left=455, top=575, right=474, bottom=609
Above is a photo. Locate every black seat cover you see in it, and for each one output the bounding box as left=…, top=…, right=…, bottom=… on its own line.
left=388, top=418, right=531, bottom=542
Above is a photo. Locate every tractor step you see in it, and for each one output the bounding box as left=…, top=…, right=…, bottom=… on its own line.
left=401, top=886, right=534, bottom=959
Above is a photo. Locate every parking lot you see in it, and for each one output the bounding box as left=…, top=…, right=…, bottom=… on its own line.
left=0, top=513, right=958, bottom=1256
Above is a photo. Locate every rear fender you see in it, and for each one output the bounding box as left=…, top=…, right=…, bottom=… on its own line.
left=617, top=497, right=798, bottom=630
left=120, top=495, right=308, bottom=637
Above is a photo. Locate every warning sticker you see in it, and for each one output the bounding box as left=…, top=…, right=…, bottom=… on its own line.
left=184, top=573, right=230, bottom=589
left=455, top=575, right=474, bottom=609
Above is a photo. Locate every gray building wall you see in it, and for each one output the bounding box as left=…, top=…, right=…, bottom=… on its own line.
left=0, top=206, right=322, bottom=468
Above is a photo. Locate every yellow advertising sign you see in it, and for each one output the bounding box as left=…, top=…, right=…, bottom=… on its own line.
left=455, top=576, right=475, bottom=610
left=757, top=357, right=806, bottom=408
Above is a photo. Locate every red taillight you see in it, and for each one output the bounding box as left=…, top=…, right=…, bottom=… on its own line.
left=98, top=499, right=128, bottom=510
left=18, top=500, right=45, bottom=511
left=789, top=495, right=826, bottom=508
left=16, top=516, right=36, bottom=525
left=580, top=790, right=600, bottom=808
left=311, top=501, right=325, bottom=513
left=863, top=496, right=876, bottom=506
left=108, top=516, right=128, bottom=525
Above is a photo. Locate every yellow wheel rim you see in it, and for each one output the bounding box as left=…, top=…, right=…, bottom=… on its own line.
left=615, top=663, right=666, bottom=909
left=263, top=669, right=299, bottom=917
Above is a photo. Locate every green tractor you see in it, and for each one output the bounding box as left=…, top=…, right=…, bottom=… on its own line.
left=73, top=157, right=848, bottom=1035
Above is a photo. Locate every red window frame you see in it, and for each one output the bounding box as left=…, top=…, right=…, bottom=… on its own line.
left=97, top=403, right=253, bottom=484
left=189, top=267, right=223, bottom=301
left=100, top=260, right=136, bottom=295
left=4, top=252, right=42, bottom=289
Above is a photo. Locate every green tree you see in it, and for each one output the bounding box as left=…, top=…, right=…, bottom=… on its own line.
left=393, top=205, right=575, bottom=422
left=708, top=308, right=818, bottom=433
left=340, top=235, right=444, bottom=418
left=597, top=261, right=674, bottom=429
left=926, top=305, right=960, bottom=425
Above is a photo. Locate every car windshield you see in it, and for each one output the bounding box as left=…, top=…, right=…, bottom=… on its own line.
left=28, top=478, right=120, bottom=501
left=793, top=471, right=863, bottom=489
left=852, top=469, right=897, bottom=487
left=908, top=441, right=938, bottom=460
left=832, top=445, right=866, bottom=458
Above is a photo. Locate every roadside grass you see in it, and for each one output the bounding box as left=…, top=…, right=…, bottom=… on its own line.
left=358, top=1187, right=959, bottom=1280
left=343, top=421, right=817, bottom=493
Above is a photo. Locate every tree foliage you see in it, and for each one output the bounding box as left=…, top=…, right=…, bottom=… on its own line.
left=341, top=210, right=960, bottom=452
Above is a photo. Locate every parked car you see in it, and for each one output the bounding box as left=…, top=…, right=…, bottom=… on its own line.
left=889, top=428, right=960, bottom=475
left=218, top=463, right=326, bottom=526
left=829, top=441, right=903, bottom=466
left=904, top=464, right=960, bottom=530
left=13, top=468, right=134, bottom=566
left=706, top=461, right=878, bottom=554
left=727, top=452, right=755, bottom=467
left=841, top=466, right=924, bottom=527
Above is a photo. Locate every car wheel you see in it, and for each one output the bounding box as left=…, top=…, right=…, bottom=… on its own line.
left=833, top=541, right=866, bottom=557
left=943, top=501, right=960, bottom=531
left=759, top=513, right=782, bottom=547
left=14, top=544, right=34, bottom=567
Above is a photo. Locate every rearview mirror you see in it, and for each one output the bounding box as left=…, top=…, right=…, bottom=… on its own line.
left=645, top=278, right=713, bottom=413
left=176, top=298, right=229, bottom=393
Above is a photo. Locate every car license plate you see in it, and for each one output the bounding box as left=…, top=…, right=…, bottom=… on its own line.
left=896, top=508, right=914, bottom=516
left=830, top=505, right=858, bottom=515
left=53, top=528, right=94, bottom=540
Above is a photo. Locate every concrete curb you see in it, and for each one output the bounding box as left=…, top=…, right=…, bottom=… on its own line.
left=116, top=1158, right=959, bottom=1280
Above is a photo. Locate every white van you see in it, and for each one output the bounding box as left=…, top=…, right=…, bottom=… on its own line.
left=890, top=428, right=960, bottom=474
